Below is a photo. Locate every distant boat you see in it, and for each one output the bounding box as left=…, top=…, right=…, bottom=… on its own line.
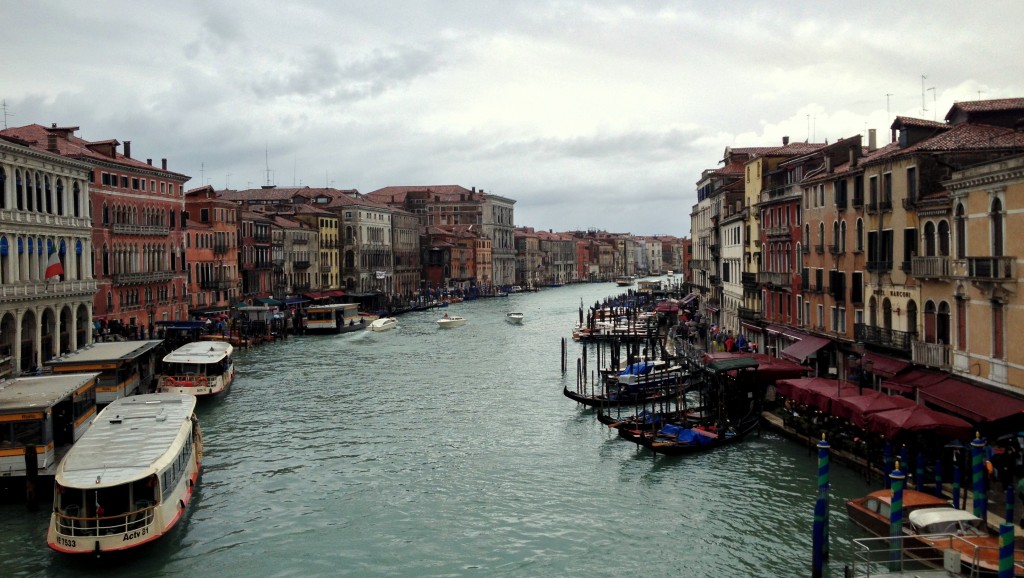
left=158, top=341, right=234, bottom=397
left=436, top=315, right=466, bottom=328
left=505, top=312, right=524, bottom=325
left=368, top=317, right=398, bottom=332
left=615, top=276, right=634, bottom=287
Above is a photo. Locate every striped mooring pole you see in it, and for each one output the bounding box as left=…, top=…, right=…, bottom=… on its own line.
left=972, top=433, right=987, bottom=521
left=889, top=462, right=905, bottom=571
left=811, top=435, right=830, bottom=578
left=999, top=522, right=1015, bottom=578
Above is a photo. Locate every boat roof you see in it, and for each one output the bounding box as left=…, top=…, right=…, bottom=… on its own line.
left=47, top=340, right=163, bottom=368
left=0, top=373, right=100, bottom=415
left=908, top=507, right=982, bottom=527
left=863, top=488, right=949, bottom=508
left=57, top=394, right=196, bottom=488
left=307, top=303, right=357, bottom=310
left=162, top=340, right=233, bottom=364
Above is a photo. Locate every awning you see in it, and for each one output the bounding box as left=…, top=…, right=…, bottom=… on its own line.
left=919, top=377, right=1024, bottom=424
left=765, top=324, right=787, bottom=335
left=779, top=331, right=831, bottom=363
left=680, top=293, right=699, bottom=306
left=283, top=297, right=308, bottom=305
left=256, top=297, right=283, bottom=306
left=864, top=352, right=911, bottom=379
left=880, top=368, right=945, bottom=393
left=741, top=322, right=761, bottom=333
left=329, top=290, right=347, bottom=297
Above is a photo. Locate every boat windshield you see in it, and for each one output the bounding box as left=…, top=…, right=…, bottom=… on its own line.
left=53, top=476, right=160, bottom=537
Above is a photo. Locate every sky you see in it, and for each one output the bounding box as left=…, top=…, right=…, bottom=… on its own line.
left=3, top=1, right=1024, bottom=237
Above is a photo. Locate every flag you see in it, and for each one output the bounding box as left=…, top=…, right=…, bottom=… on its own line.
left=45, top=245, right=64, bottom=280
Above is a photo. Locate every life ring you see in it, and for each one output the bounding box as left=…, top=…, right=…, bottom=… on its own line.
left=196, top=376, right=208, bottom=388
left=163, top=376, right=177, bottom=388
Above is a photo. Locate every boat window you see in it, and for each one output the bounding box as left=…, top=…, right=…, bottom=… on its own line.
left=73, top=388, right=96, bottom=420
left=877, top=503, right=890, bottom=519
left=865, top=498, right=879, bottom=513
left=0, top=420, right=43, bottom=448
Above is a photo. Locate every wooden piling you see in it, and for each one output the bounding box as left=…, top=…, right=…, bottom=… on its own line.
left=24, top=444, right=38, bottom=511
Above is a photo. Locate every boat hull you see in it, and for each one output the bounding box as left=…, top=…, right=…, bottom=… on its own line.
left=563, top=386, right=679, bottom=408
left=638, top=418, right=759, bottom=456
left=437, top=317, right=466, bottom=328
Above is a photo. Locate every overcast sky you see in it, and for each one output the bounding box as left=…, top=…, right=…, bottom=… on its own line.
left=4, top=1, right=1023, bottom=236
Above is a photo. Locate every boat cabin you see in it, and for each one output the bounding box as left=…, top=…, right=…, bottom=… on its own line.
left=0, top=373, right=99, bottom=476
left=304, top=303, right=363, bottom=334
left=908, top=508, right=987, bottom=537
left=47, top=340, right=163, bottom=404
left=161, top=342, right=234, bottom=387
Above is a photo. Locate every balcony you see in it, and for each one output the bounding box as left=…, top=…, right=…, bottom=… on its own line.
left=294, top=260, right=311, bottom=270
left=964, top=256, right=1014, bottom=280
left=320, top=265, right=332, bottom=273
left=112, top=271, right=176, bottom=285
left=738, top=307, right=761, bottom=322
left=758, top=271, right=790, bottom=287
left=911, top=256, right=950, bottom=279
left=764, top=226, right=790, bottom=237
left=200, top=279, right=234, bottom=290
left=0, top=279, right=98, bottom=302
left=851, top=195, right=864, bottom=208
left=912, top=341, right=950, bottom=370
left=835, top=193, right=847, bottom=210
left=866, top=201, right=878, bottom=213
left=814, top=244, right=824, bottom=255
left=879, top=199, right=893, bottom=212
left=213, top=242, right=230, bottom=255
left=828, top=244, right=841, bottom=255
left=253, top=234, right=271, bottom=243
left=111, top=223, right=169, bottom=236
left=741, top=272, right=757, bottom=288
left=866, top=261, right=893, bottom=272
left=293, top=283, right=311, bottom=292
left=854, top=323, right=915, bottom=352
left=293, top=238, right=309, bottom=245
left=709, top=275, right=722, bottom=286
left=902, top=198, right=916, bottom=210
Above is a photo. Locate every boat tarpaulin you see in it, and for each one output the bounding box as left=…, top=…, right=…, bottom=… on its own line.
left=918, top=377, right=1024, bottom=424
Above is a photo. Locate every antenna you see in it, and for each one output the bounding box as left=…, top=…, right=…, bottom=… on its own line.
left=978, top=90, right=984, bottom=101
left=226, top=173, right=231, bottom=189
left=886, top=93, right=893, bottom=117
left=927, top=87, right=936, bottom=121
left=1, top=99, right=12, bottom=129
left=264, top=144, right=272, bottom=187
left=806, top=114, right=810, bottom=142
left=200, top=162, right=205, bottom=185
left=921, top=75, right=928, bottom=113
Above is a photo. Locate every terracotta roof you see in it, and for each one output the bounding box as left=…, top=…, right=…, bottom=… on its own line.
left=756, top=141, right=827, bottom=157
left=946, top=97, right=1024, bottom=117
left=0, top=123, right=189, bottom=178
left=366, top=185, right=483, bottom=204
left=900, top=122, right=1024, bottom=154
left=890, top=116, right=949, bottom=130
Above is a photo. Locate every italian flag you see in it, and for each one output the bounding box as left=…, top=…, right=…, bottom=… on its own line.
left=45, top=246, right=64, bottom=280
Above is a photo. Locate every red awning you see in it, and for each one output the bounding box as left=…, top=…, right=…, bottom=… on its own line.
left=776, top=377, right=860, bottom=413
left=863, top=352, right=911, bottom=379
left=919, top=377, right=1024, bottom=424
left=779, top=332, right=831, bottom=363
left=881, top=368, right=946, bottom=393
left=863, top=404, right=973, bottom=440
left=832, top=392, right=915, bottom=429
left=329, top=290, right=347, bottom=297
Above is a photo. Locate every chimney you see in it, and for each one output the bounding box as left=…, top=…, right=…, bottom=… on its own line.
left=868, top=129, right=877, bottom=152
left=161, top=158, right=167, bottom=170
left=123, top=141, right=131, bottom=158
left=825, top=155, right=832, bottom=173
left=849, top=148, right=858, bottom=168
left=47, top=132, right=58, bottom=153
left=782, top=136, right=790, bottom=146
left=147, top=158, right=152, bottom=166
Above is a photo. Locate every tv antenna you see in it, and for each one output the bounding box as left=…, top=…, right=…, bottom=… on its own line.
left=921, top=75, right=928, bottom=113
left=1, top=99, right=12, bottom=129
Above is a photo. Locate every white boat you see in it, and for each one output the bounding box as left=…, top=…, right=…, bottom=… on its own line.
left=369, top=317, right=398, bottom=332
left=505, top=312, right=524, bottom=325
left=47, top=394, right=202, bottom=555
left=615, top=276, right=634, bottom=286
left=158, top=341, right=235, bottom=397
left=304, top=303, right=365, bottom=334
left=436, top=315, right=466, bottom=328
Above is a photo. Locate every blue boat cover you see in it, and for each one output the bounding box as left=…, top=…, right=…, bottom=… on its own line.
left=658, top=425, right=713, bottom=444
left=619, top=361, right=655, bottom=376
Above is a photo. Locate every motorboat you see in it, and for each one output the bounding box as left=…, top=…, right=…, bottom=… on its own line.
left=436, top=315, right=466, bottom=328
left=505, top=312, right=524, bottom=325
left=907, top=507, right=1024, bottom=576
left=158, top=340, right=235, bottom=397
left=845, top=488, right=948, bottom=538
left=369, top=317, right=398, bottom=332
left=614, top=276, right=634, bottom=286
left=47, top=394, right=202, bottom=554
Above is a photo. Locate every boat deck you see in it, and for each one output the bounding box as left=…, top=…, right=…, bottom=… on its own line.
left=846, top=535, right=961, bottom=577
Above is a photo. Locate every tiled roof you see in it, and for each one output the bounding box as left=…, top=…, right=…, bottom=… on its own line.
left=946, top=98, right=1024, bottom=116
left=0, top=123, right=189, bottom=178
left=900, top=123, right=1024, bottom=154
left=890, top=116, right=949, bottom=130
left=756, top=141, right=827, bottom=157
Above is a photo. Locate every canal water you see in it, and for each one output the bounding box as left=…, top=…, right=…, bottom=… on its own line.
left=1, top=281, right=878, bottom=577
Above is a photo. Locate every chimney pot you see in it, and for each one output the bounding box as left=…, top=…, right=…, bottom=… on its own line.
left=51, top=122, right=57, bottom=128
left=782, top=136, right=790, bottom=145
left=868, top=129, right=877, bottom=152
left=123, top=141, right=131, bottom=159
left=147, top=158, right=152, bottom=165
left=161, top=158, right=167, bottom=170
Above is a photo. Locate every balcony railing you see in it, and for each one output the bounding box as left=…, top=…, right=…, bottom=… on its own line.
left=815, top=244, right=825, bottom=255
left=866, top=261, right=893, bottom=272
left=912, top=341, right=950, bottom=369
left=111, top=271, right=176, bottom=285
left=854, top=323, right=915, bottom=352
left=111, top=223, right=169, bottom=236
left=200, top=280, right=234, bottom=290
left=964, top=256, right=1015, bottom=280
left=294, top=260, right=311, bottom=269
left=741, top=272, right=757, bottom=287
left=879, top=199, right=893, bottom=212
left=738, top=307, right=761, bottom=322
left=764, top=226, right=790, bottom=237
left=709, top=275, right=722, bottom=286
left=758, top=271, right=790, bottom=287
left=851, top=195, right=864, bottom=208
left=0, top=279, right=98, bottom=301
left=828, top=244, right=841, bottom=255
left=911, top=256, right=950, bottom=279
left=213, top=243, right=230, bottom=254
left=293, top=238, right=309, bottom=245
left=320, top=265, right=332, bottom=273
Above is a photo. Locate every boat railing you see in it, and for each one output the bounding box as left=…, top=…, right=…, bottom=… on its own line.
left=848, top=535, right=949, bottom=576
left=162, top=374, right=212, bottom=388
left=54, top=501, right=156, bottom=537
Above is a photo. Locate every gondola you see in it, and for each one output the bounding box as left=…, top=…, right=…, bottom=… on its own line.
left=562, top=385, right=679, bottom=408
left=637, top=415, right=760, bottom=456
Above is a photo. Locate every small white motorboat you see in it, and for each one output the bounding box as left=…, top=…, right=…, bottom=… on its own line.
left=369, top=317, right=398, bottom=332
left=436, top=315, right=466, bottom=328
left=505, top=312, right=524, bottom=325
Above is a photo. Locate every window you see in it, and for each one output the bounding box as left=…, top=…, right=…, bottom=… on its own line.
left=831, top=306, right=838, bottom=331
left=817, top=304, right=824, bottom=329
left=856, top=218, right=864, bottom=252
left=882, top=173, right=892, bottom=204
left=955, top=203, right=966, bottom=258
left=851, top=272, right=863, bottom=304
left=906, top=167, right=917, bottom=201
left=797, top=295, right=803, bottom=323
left=991, top=198, right=1004, bottom=257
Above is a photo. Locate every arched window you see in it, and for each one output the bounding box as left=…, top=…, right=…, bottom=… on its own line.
left=856, top=218, right=864, bottom=252
left=818, top=222, right=825, bottom=249
left=907, top=300, right=918, bottom=338
left=938, top=220, right=950, bottom=257
left=924, top=221, right=936, bottom=257
left=955, top=203, right=966, bottom=258
left=840, top=221, right=847, bottom=252
left=924, top=300, right=937, bottom=342
left=804, top=223, right=810, bottom=246
left=832, top=221, right=840, bottom=248
left=991, top=197, right=1004, bottom=257
left=937, top=301, right=950, bottom=345
left=882, top=298, right=892, bottom=331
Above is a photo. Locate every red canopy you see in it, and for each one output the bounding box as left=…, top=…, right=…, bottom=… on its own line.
left=832, top=392, right=915, bottom=429
left=919, top=376, right=1024, bottom=424
left=863, top=404, right=973, bottom=440
left=701, top=352, right=810, bottom=382
left=776, top=377, right=860, bottom=413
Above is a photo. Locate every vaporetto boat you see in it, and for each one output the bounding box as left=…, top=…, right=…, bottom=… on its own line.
left=158, top=341, right=235, bottom=397
left=47, top=393, right=202, bottom=555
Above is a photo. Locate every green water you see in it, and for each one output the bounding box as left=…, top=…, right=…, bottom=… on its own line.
left=0, top=282, right=876, bottom=577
